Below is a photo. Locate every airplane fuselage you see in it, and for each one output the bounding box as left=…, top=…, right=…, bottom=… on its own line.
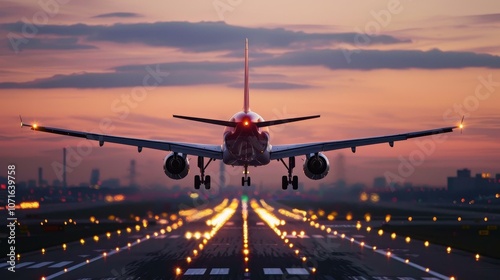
left=222, top=111, right=271, bottom=166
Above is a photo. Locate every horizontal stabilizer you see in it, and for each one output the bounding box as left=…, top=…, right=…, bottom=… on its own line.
left=256, top=115, right=320, bottom=127
left=174, top=114, right=320, bottom=128
left=173, top=115, right=237, bottom=127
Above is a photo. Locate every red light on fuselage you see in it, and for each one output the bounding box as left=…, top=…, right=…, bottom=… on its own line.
left=243, top=118, right=250, bottom=127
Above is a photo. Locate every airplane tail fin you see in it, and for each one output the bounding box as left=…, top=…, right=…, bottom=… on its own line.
left=244, top=38, right=250, bottom=113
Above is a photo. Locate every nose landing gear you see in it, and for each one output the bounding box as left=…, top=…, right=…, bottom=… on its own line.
left=241, top=165, right=251, bottom=186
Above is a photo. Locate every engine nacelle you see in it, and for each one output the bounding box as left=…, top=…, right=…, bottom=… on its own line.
left=303, top=153, right=329, bottom=180
left=163, top=153, right=189, bottom=180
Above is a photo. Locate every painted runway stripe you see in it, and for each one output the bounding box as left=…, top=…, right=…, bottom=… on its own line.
left=184, top=268, right=207, bottom=275
left=210, top=268, right=230, bottom=275
left=28, top=261, right=54, bottom=268
left=153, top=235, right=167, bottom=239
left=263, top=268, right=283, bottom=275
left=49, top=261, right=73, bottom=268
left=286, top=268, right=309, bottom=275
left=14, top=262, right=35, bottom=268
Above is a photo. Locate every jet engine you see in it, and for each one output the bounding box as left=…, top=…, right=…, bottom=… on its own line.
left=163, top=153, right=189, bottom=179
left=303, top=153, right=329, bottom=180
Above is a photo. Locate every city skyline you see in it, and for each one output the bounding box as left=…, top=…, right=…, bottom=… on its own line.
left=1, top=1, right=500, bottom=189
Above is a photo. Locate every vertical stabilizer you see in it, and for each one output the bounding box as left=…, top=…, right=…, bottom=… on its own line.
left=244, top=38, right=250, bottom=113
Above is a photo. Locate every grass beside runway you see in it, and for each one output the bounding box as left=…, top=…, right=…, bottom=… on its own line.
left=11, top=222, right=140, bottom=254
left=380, top=223, right=500, bottom=259
left=1, top=197, right=210, bottom=254
left=277, top=199, right=500, bottom=259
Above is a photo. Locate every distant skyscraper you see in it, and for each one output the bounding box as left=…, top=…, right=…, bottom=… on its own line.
left=38, top=167, right=43, bottom=187
left=90, top=169, right=100, bottom=187
left=219, top=161, right=226, bottom=194
left=63, top=148, right=67, bottom=188
left=128, top=160, right=137, bottom=187
left=373, top=177, right=386, bottom=189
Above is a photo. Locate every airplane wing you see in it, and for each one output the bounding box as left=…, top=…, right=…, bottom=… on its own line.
left=270, top=124, right=461, bottom=160
left=20, top=118, right=222, bottom=159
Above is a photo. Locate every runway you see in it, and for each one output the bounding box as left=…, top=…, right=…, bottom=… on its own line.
left=2, top=197, right=499, bottom=280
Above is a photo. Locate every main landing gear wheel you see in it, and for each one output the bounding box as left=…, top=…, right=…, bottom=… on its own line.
left=241, top=165, right=251, bottom=186
left=279, top=157, right=299, bottom=190
left=194, top=156, right=213, bottom=189
left=194, top=175, right=201, bottom=189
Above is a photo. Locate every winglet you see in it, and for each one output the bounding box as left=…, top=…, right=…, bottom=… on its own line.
left=243, top=38, right=250, bottom=113
left=19, top=115, right=36, bottom=129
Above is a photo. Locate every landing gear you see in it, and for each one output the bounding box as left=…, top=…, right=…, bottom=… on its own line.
left=241, top=165, right=251, bottom=186
left=279, top=157, right=299, bottom=190
left=194, top=157, right=213, bottom=189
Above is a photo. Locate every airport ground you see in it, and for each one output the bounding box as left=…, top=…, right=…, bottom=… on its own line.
left=1, top=195, right=499, bottom=280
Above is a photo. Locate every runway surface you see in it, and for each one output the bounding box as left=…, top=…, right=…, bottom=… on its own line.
left=2, top=197, right=499, bottom=280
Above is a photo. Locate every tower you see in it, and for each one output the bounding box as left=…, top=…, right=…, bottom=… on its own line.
left=219, top=161, right=226, bottom=194
left=63, top=148, right=67, bottom=188
left=129, top=160, right=137, bottom=187
left=333, top=153, right=346, bottom=188
left=90, top=169, right=100, bottom=187
left=38, top=167, right=43, bottom=187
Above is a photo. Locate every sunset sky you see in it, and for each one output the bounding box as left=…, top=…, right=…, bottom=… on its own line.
left=1, top=0, right=499, bottom=190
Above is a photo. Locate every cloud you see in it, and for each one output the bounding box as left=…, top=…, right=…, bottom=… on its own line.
left=461, top=13, right=500, bottom=24
left=228, top=82, right=311, bottom=90
left=92, top=12, right=142, bottom=18
left=2, top=48, right=500, bottom=88
left=7, top=37, right=97, bottom=51
left=1, top=21, right=409, bottom=52
left=0, top=66, right=235, bottom=89
left=257, top=48, right=500, bottom=70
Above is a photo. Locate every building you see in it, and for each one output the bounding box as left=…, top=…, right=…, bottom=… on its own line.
left=448, top=169, right=499, bottom=194
left=447, top=168, right=474, bottom=192
left=90, top=169, right=100, bottom=188
left=373, top=177, right=387, bottom=189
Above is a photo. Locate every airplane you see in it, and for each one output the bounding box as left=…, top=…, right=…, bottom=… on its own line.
left=20, top=39, right=464, bottom=190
